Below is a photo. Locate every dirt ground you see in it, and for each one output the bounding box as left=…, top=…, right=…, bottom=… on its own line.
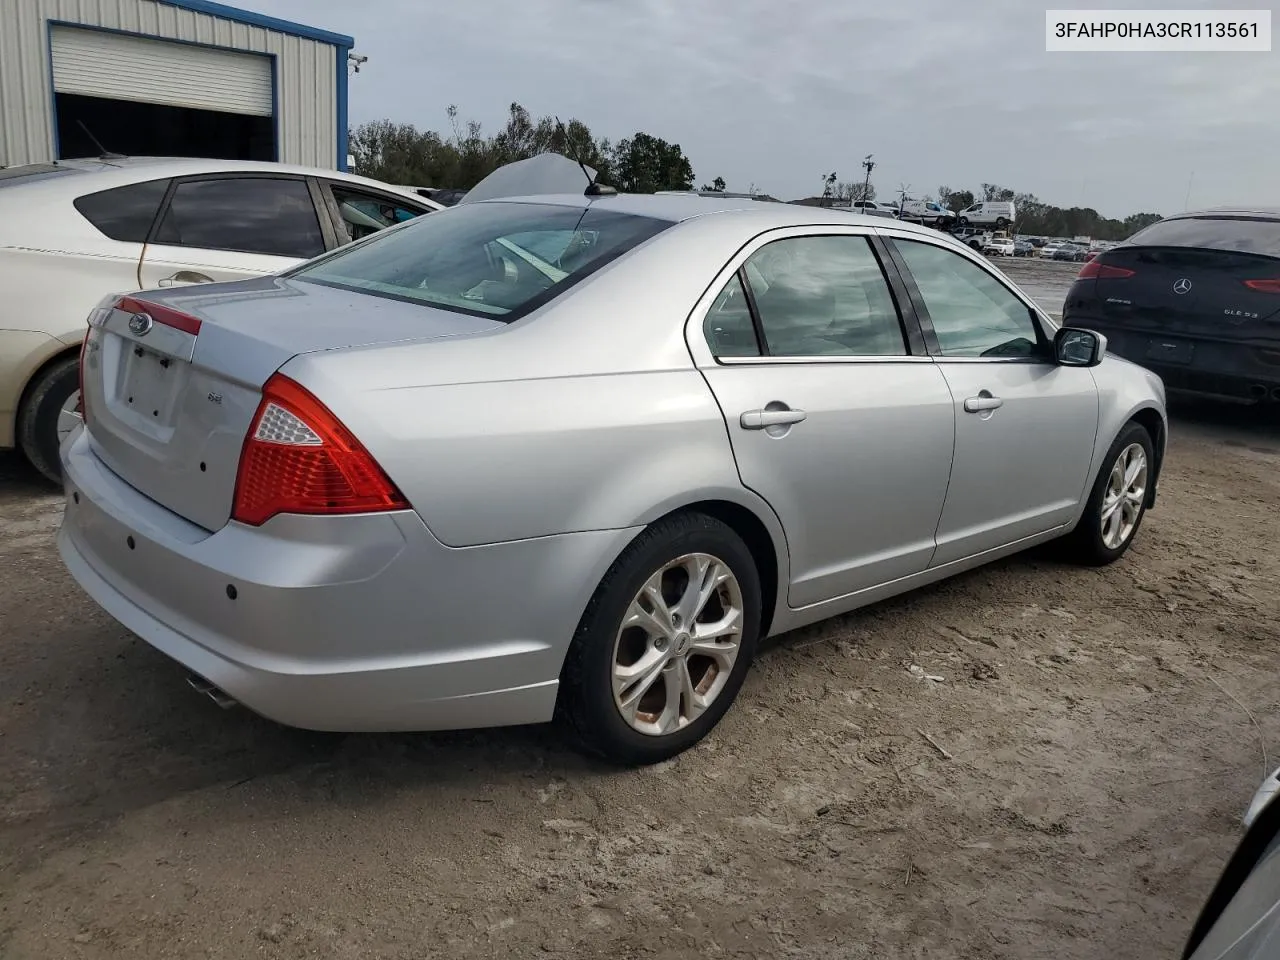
left=2, top=397, right=1279, bottom=959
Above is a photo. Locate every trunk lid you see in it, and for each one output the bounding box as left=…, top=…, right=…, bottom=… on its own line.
left=82, top=275, right=503, bottom=532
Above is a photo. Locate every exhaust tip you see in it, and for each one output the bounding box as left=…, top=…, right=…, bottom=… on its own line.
left=1271, top=387, right=1280, bottom=403
left=186, top=673, right=238, bottom=710
left=1249, top=384, right=1268, bottom=400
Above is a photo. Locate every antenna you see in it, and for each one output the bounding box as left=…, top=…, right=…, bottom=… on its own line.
left=76, top=120, right=126, bottom=160
left=555, top=116, right=617, bottom=198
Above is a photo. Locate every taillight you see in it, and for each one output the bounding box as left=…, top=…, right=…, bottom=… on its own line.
left=231, top=373, right=408, bottom=526
left=76, top=337, right=88, bottom=424
left=1244, top=279, right=1280, bottom=294
left=1077, top=260, right=1135, bottom=279
left=77, top=295, right=120, bottom=427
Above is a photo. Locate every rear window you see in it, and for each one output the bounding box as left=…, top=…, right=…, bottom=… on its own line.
left=1127, top=216, right=1280, bottom=258
left=73, top=178, right=171, bottom=242
left=0, top=163, right=84, bottom=188
left=290, top=201, right=671, bottom=322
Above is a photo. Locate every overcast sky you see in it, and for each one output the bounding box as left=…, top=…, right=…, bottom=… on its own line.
left=254, top=0, right=1277, bottom=218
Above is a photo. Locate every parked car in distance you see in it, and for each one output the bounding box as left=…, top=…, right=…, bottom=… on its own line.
left=0, top=156, right=442, bottom=482
left=984, top=236, right=1015, bottom=256
left=1013, top=239, right=1035, bottom=257
left=1181, top=765, right=1280, bottom=959
left=58, top=184, right=1167, bottom=765
left=1063, top=207, right=1280, bottom=404
left=952, top=227, right=988, bottom=251
left=1050, top=243, right=1090, bottom=262
left=957, top=201, right=1016, bottom=228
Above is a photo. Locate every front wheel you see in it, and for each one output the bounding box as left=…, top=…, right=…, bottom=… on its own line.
left=17, top=356, right=80, bottom=485
left=559, top=512, right=762, bottom=765
left=1060, top=422, right=1154, bottom=565
left=958, top=216, right=969, bottom=226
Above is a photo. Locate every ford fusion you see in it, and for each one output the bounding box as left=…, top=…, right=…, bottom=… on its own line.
left=58, top=191, right=1167, bottom=765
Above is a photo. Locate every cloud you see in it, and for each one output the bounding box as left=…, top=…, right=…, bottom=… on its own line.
left=257, top=0, right=1280, bottom=216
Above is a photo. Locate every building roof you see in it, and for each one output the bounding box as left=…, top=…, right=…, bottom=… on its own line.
left=158, top=0, right=354, bottom=47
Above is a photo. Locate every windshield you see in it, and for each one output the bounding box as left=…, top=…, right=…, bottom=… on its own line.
left=291, top=201, right=671, bottom=321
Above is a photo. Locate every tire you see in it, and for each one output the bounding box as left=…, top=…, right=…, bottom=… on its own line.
left=17, top=355, right=80, bottom=485
left=996, top=218, right=1009, bottom=228
left=958, top=217, right=969, bottom=226
left=1059, top=422, right=1154, bottom=565
left=558, top=512, right=763, bottom=765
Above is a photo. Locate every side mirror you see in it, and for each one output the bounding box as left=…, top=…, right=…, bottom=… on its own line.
left=1054, top=326, right=1107, bottom=367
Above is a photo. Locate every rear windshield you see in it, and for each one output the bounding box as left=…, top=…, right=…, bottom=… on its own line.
left=290, top=201, right=671, bottom=321
left=1127, top=216, right=1280, bottom=258
left=0, top=163, right=84, bottom=188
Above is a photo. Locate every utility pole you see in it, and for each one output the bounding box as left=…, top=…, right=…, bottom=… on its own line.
left=861, top=154, right=875, bottom=206
left=1184, top=170, right=1195, bottom=210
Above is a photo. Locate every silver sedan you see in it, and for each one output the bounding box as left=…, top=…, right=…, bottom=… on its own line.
left=58, top=187, right=1167, bottom=765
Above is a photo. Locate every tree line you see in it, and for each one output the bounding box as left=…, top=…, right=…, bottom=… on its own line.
left=349, top=102, right=696, bottom=195
left=349, top=103, right=1164, bottom=241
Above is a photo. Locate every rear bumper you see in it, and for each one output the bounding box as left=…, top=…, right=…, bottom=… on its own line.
left=1077, top=322, right=1280, bottom=402
left=57, top=427, right=640, bottom=732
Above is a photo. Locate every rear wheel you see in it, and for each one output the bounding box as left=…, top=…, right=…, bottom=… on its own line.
left=1060, top=422, right=1154, bottom=565
left=559, top=512, right=762, bottom=765
left=17, top=356, right=80, bottom=485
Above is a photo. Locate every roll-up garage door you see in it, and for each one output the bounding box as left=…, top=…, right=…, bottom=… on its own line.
left=50, top=26, right=273, bottom=117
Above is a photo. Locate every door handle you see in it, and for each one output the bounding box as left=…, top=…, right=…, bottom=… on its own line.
left=157, top=270, right=214, bottom=287
left=741, top=407, right=807, bottom=430
left=963, top=395, right=1004, bottom=413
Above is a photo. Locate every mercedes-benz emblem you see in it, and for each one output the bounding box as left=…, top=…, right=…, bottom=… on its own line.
left=128, top=312, right=154, bottom=336
left=1172, top=278, right=1192, bottom=295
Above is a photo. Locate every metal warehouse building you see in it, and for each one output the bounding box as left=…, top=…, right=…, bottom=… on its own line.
left=0, top=0, right=353, bottom=170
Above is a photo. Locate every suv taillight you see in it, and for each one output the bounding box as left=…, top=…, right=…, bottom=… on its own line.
left=231, top=373, right=408, bottom=526
left=1077, top=260, right=1135, bottom=280
left=1244, top=279, right=1280, bottom=294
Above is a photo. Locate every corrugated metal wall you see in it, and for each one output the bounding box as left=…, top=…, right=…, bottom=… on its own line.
left=0, top=0, right=340, bottom=168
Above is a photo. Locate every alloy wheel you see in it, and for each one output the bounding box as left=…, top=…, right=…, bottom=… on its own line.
left=612, top=553, right=744, bottom=737
left=57, top=390, right=83, bottom=444
left=1100, top=442, right=1147, bottom=549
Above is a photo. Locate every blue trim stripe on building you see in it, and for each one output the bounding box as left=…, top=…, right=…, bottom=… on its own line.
left=335, top=46, right=349, bottom=171
left=157, top=0, right=354, bottom=47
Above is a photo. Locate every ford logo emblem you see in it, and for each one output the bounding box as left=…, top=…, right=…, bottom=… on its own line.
left=128, top=312, right=154, bottom=336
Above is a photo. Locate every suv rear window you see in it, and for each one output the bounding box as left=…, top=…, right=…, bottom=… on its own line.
left=73, top=178, right=171, bottom=242
left=291, top=201, right=671, bottom=321
left=1127, top=216, right=1280, bottom=258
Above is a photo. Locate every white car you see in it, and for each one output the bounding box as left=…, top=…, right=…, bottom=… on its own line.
left=0, top=157, right=442, bottom=481
left=983, top=236, right=1015, bottom=256
left=957, top=201, right=1016, bottom=228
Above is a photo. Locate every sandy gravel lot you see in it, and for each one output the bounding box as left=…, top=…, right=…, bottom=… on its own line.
left=2, top=397, right=1279, bottom=959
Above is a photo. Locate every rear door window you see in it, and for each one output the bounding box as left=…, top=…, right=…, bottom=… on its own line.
left=738, top=235, right=908, bottom=357
left=73, top=178, right=171, bottom=242
left=327, top=184, right=433, bottom=243
left=153, top=177, right=325, bottom=259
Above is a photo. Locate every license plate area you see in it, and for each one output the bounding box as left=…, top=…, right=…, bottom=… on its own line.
left=1145, top=337, right=1194, bottom=365
left=112, top=340, right=188, bottom=434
